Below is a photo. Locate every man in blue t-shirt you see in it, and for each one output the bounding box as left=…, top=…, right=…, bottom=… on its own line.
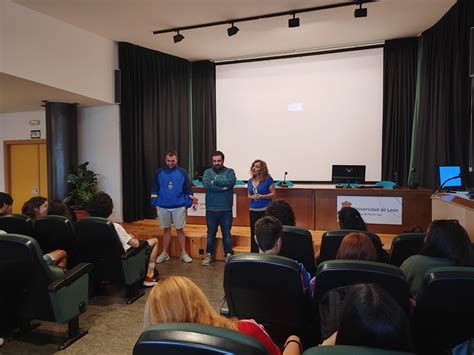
left=202, top=151, right=236, bottom=265
left=151, top=150, right=194, bottom=263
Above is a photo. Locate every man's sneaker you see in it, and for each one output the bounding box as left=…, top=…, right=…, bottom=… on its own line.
left=156, top=252, right=170, bottom=263
left=143, top=276, right=158, bottom=287
left=225, top=253, right=233, bottom=263
left=180, top=251, right=193, bottom=263
left=201, top=253, right=214, bottom=266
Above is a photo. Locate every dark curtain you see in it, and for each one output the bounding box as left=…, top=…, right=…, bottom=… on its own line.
left=119, top=43, right=190, bottom=222
left=382, top=38, right=418, bottom=186
left=192, top=61, right=216, bottom=176
left=413, top=0, right=474, bottom=189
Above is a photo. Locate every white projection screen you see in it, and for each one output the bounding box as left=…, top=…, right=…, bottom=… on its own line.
left=216, top=47, right=383, bottom=182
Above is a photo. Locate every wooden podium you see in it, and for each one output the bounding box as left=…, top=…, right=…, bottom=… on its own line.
left=432, top=193, right=474, bottom=241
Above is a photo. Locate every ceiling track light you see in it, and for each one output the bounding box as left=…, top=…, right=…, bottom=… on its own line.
left=173, top=31, right=184, bottom=43
left=288, top=13, right=300, bottom=28
left=227, top=22, right=239, bottom=37
left=354, top=3, right=368, bottom=18
left=153, top=0, right=376, bottom=39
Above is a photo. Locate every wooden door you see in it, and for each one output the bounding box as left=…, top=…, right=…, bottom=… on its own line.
left=4, top=140, right=48, bottom=213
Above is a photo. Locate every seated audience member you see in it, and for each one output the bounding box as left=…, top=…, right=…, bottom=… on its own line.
left=401, top=219, right=474, bottom=298
left=19, top=196, right=68, bottom=268
left=321, top=283, right=412, bottom=352
left=255, top=216, right=311, bottom=293
left=337, top=207, right=367, bottom=231
left=87, top=191, right=160, bottom=287
left=336, top=232, right=377, bottom=261
left=0, top=192, right=13, bottom=216
left=47, top=199, right=71, bottom=218
left=312, top=232, right=378, bottom=338
left=144, top=276, right=283, bottom=355
left=265, top=199, right=296, bottom=226
left=22, top=196, right=48, bottom=220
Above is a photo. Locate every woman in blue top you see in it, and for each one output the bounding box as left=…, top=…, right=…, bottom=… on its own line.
left=248, top=159, right=276, bottom=252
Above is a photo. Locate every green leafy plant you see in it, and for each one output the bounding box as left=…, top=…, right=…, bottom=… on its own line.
left=64, top=162, right=99, bottom=210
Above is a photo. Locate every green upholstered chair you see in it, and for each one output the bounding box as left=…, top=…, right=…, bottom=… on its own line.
left=411, top=266, right=474, bottom=353
left=0, top=214, right=34, bottom=236
left=303, top=345, right=414, bottom=355
left=280, top=225, right=316, bottom=276
left=0, top=233, right=92, bottom=350
left=388, top=233, right=425, bottom=267
left=74, top=217, right=149, bottom=304
left=133, top=323, right=267, bottom=355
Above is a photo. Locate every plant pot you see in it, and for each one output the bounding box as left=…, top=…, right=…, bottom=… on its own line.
left=74, top=209, right=89, bottom=220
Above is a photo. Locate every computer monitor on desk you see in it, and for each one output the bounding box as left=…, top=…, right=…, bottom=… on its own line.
left=439, top=165, right=463, bottom=191
left=332, top=165, right=366, bottom=184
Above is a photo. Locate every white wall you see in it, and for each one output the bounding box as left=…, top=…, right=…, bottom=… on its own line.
left=1, top=0, right=116, bottom=104
left=78, top=105, right=123, bottom=222
left=0, top=110, right=46, bottom=191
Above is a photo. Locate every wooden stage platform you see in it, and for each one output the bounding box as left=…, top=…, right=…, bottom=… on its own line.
left=122, top=219, right=398, bottom=262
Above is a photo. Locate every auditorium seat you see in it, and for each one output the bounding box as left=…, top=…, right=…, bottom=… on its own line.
left=223, top=253, right=315, bottom=346
left=0, top=233, right=92, bottom=350
left=411, top=266, right=474, bottom=353
left=0, top=214, right=34, bottom=236
left=303, top=345, right=414, bottom=354
left=34, top=215, right=79, bottom=268
left=388, top=233, right=425, bottom=267
left=279, top=225, right=316, bottom=276
left=318, top=230, right=384, bottom=263
left=314, top=260, right=410, bottom=311
left=133, top=323, right=266, bottom=355
left=74, top=217, right=149, bottom=304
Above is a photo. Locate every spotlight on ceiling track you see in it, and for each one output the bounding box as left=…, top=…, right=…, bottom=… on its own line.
left=173, top=31, right=184, bottom=43
left=354, top=3, right=367, bottom=18
left=227, top=22, right=239, bottom=37
left=288, top=13, right=300, bottom=28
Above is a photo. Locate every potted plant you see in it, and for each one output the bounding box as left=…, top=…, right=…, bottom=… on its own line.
left=64, top=162, right=99, bottom=220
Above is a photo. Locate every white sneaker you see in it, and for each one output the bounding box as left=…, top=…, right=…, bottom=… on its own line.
left=225, top=253, right=233, bottom=263
left=201, top=253, right=214, bottom=266
left=180, top=251, right=192, bottom=263
left=156, top=252, right=170, bottom=263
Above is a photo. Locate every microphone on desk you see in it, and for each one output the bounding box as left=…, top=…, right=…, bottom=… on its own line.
left=433, top=174, right=462, bottom=196
left=394, top=171, right=401, bottom=189
left=408, top=168, right=418, bottom=189
left=281, top=171, right=289, bottom=188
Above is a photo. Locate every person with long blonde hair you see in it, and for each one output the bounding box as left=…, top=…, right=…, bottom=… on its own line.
left=248, top=159, right=276, bottom=253
left=144, top=276, right=283, bottom=355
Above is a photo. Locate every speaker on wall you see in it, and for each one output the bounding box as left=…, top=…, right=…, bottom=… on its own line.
left=115, top=69, right=121, bottom=104
left=470, top=27, right=474, bottom=77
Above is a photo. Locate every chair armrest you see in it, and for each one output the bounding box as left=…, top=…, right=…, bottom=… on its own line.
left=122, top=240, right=149, bottom=260
left=48, top=263, right=93, bottom=292
left=220, top=297, right=230, bottom=317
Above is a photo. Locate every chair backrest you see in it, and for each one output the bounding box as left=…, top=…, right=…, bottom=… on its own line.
left=411, top=267, right=474, bottom=353
left=74, top=217, right=126, bottom=284
left=314, top=260, right=410, bottom=311
left=280, top=225, right=316, bottom=276
left=0, top=214, right=34, bottom=236
left=319, top=230, right=383, bottom=263
left=133, top=323, right=267, bottom=355
left=388, top=233, right=425, bottom=267
left=303, top=345, right=414, bottom=355
left=224, top=253, right=312, bottom=344
left=0, top=233, right=58, bottom=326
left=34, top=215, right=79, bottom=267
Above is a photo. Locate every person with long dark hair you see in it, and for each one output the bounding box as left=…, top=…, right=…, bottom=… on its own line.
left=248, top=159, right=275, bottom=253
left=265, top=200, right=296, bottom=226
left=337, top=207, right=367, bottom=231
left=401, top=219, right=474, bottom=298
left=326, top=283, right=412, bottom=351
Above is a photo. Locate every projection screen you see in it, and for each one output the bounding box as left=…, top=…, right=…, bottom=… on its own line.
left=216, top=47, right=383, bottom=182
